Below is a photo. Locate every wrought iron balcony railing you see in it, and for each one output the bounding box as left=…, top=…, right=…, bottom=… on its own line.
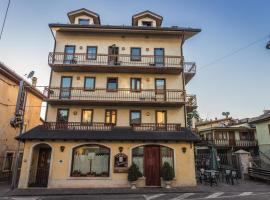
left=43, top=122, right=182, bottom=132
left=45, top=87, right=185, bottom=105
left=48, top=52, right=182, bottom=68
left=199, top=138, right=258, bottom=147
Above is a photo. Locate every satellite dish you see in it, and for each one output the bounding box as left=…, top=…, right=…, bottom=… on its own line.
left=27, top=71, right=35, bottom=79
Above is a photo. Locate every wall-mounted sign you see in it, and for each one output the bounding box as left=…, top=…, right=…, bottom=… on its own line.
left=114, top=153, right=128, bottom=173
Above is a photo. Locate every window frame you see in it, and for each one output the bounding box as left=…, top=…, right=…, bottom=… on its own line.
left=81, top=109, right=94, bottom=123
left=130, top=110, right=142, bottom=125
left=70, top=144, right=111, bottom=177
left=106, top=77, right=118, bottom=92
left=2, top=151, right=14, bottom=171
left=84, top=77, right=96, bottom=91
left=105, top=109, right=117, bottom=125
left=142, top=21, right=152, bottom=27
left=130, top=47, right=141, bottom=61
left=86, top=46, right=98, bottom=60
left=155, top=110, right=167, bottom=124
left=130, top=78, right=141, bottom=92
left=56, top=108, right=69, bottom=123
left=78, top=18, right=90, bottom=25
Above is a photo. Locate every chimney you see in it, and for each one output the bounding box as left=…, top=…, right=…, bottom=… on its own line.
left=31, top=77, right=37, bottom=87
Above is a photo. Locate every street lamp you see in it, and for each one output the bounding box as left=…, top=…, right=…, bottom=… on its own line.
left=266, top=41, right=270, bottom=49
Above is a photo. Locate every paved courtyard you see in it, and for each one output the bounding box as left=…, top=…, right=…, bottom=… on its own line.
left=0, top=180, right=269, bottom=200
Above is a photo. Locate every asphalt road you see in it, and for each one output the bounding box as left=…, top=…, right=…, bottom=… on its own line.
left=2, top=192, right=270, bottom=200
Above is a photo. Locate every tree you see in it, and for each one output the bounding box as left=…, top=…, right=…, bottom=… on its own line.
left=222, top=112, right=230, bottom=118
left=187, top=110, right=200, bottom=128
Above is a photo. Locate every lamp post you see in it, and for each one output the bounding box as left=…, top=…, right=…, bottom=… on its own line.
left=266, top=41, right=270, bottom=49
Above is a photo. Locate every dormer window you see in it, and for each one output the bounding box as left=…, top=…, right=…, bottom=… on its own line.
left=142, top=21, right=152, bottom=27
left=132, top=10, right=163, bottom=27
left=79, top=18, right=90, bottom=25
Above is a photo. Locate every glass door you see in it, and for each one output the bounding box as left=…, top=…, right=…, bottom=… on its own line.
left=60, top=77, right=72, bottom=99
left=108, top=45, right=119, bottom=65
left=154, top=48, right=164, bottom=67
left=64, top=45, right=75, bottom=64
left=155, top=79, right=166, bottom=101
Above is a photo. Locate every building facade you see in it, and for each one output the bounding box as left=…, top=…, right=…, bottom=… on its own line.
left=0, top=62, right=44, bottom=178
left=18, top=9, right=200, bottom=188
left=196, top=118, right=258, bottom=155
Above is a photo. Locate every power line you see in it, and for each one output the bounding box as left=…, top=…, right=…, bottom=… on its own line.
left=0, top=0, right=11, bottom=41
left=198, top=34, right=269, bottom=72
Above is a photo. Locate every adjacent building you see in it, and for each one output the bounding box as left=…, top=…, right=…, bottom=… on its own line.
left=250, top=111, right=270, bottom=157
left=18, top=9, right=201, bottom=188
left=196, top=118, right=258, bottom=156
left=0, top=62, right=44, bottom=179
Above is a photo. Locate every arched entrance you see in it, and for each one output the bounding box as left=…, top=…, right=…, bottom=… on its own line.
left=132, top=145, right=174, bottom=186
left=28, top=143, right=52, bottom=187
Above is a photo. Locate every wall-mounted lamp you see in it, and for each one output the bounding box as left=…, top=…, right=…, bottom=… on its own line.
left=79, top=46, right=83, bottom=50
left=121, top=47, right=125, bottom=50
left=76, top=76, right=80, bottom=80
left=60, top=146, right=65, bottom=152
left=146, top=112, right=150, bottom=116
left=181, top=147, right=187, bottom=154
left=119, top=146, right=123, bottom=152
left=73, top=111, right=77, bottom=115
left=146, top=48, right=150, bottom=51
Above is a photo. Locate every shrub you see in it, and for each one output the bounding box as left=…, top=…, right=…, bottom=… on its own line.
left=128, top=163, right=142, bottom=182
left=161, top=162, right=175, bottom=181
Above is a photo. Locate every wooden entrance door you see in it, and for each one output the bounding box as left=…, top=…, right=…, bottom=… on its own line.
left=229, top=131, right=236, bottom=146
left=35, top=148, right=51, bottom=187
left=144, top=146, right=161, bottom=186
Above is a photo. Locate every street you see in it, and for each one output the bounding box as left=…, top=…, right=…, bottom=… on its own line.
left=1, top=191, right=270, bottom=200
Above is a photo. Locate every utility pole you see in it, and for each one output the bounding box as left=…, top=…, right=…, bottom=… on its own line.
left=10, top=80, right=26, bottom=190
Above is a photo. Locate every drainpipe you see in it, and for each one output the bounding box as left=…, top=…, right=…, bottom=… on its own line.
left=180, top=32, right=187, bottom=127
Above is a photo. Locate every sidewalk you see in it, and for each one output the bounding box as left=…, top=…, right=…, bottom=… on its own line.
left=0, top=182, right=11, bottom=197
left=3, top=180, right=270, bottom=197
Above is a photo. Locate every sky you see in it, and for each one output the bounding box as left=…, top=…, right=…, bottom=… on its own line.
left=0, top=0, right=269, bottom=120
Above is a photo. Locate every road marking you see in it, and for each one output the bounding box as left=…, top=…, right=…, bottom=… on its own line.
left=170, top=193, right=195, bottom=200
left=143, top=194, right=165, bottom=200
left=239, top=192, right=253, bottom=196
left=205, top=192, right=224, bottom=198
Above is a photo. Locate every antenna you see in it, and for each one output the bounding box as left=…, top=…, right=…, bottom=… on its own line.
left=27, top=71, right=35, bottom=79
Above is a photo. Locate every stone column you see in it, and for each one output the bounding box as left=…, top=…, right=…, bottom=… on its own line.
left=234, top=149, right=251, bottom=179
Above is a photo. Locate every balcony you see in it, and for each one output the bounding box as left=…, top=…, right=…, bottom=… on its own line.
left=48, top=52, right=183, bottom=74
left=186, top=94, right=197, bottom=112
left=199, top=138, right=258, bottom=148
left=45, top=87, right=186, bottom=107
left=183, top=62, right=196, bottom=84
left=43, top=122, right=182, bottom=132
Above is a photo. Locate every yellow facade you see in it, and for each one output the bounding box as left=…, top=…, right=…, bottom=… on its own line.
left=18, top=141, right=196, bottom=188
left=18, top=9, right=200, bottom=188
left=0, top=65, right=44, bottom=170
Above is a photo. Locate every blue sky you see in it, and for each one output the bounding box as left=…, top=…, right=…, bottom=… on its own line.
left=0, top=0, right=269, bottom=119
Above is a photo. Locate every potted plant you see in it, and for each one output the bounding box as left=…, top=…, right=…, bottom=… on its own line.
left=161, top=162, right=175, bottom=188
left=128, top=163, right=142, bottom=189
left=72, top=170, right=81, bottom=177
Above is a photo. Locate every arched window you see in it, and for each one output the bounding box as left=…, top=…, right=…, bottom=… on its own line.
left=71, top=144, right=110, bottom=177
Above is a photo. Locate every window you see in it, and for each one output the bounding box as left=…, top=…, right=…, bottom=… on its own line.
left=130, top=48, right=141, bottom=61
left=86, top=46, right=97, bottom=60
left=60, top=76, right=72, bottom=99
left=214, top=131, right=227, bottom=140
left=130, top=110, right=141, bottom=125
left=56, top=109, right=69, bottom=123
left=71, top=144, right=110, bottom=177
left=155, top=79, right=166, bottom=90
left=154, top=48, right=165, bottom=66
left=81, top=110, right=93, bottom=123
left=79, top=19, right=90, bottom=25
left=130, top=78, right=141, bottom=91
left=3, top=152, right=14, bottom=171
left=156, top=111, right=167, bottom=124
left=240, top=132, right=255, bottom=140
left=84, top=77, right=95, bottom=90
left=105, top=110, right=117, bottom=125
left=107, top=78, right=118, bottom=91
left=63, top=45, right=75, bottom=64
left=132, top=146, right=144, bottom=174
left=142, top=21, right=152, bottom=27
left=161, top=146, right=174, bottom=169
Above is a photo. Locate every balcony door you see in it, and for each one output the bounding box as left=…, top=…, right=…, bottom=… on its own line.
left=60, top=76, right=72, bottom=99
left=64, top=45, right=75, bottom=64
left=154, top=48, right=164, bottom=67
left=229, top=131, right=236, bottom=146
left=155, top=79, right=166, bottom=101
left=108, top=45, right=119, bottom=65
left=156, top=110, right=167, bottom=130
